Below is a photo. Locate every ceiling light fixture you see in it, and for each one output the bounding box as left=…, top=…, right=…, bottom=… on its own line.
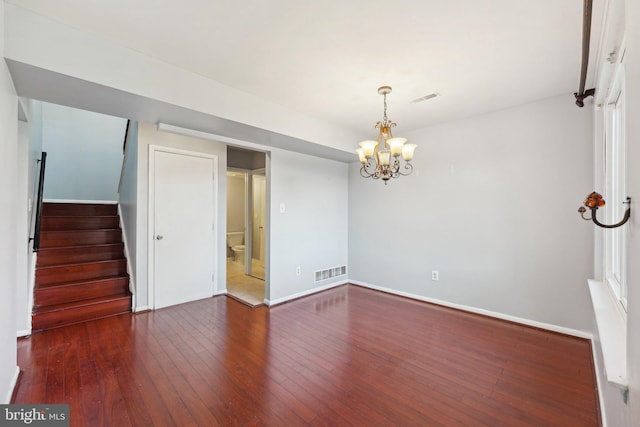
left=356, top=86, right=416, bottom=184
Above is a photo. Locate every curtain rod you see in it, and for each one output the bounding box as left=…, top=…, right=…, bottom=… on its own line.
left=574, top=0, right=595, bottom=107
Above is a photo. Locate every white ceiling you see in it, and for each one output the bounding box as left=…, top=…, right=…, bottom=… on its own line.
left=6, top=0, right=597, bottom=137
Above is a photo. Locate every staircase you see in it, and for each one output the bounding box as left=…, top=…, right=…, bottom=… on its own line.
left=32, top=202, right=132, bottom=331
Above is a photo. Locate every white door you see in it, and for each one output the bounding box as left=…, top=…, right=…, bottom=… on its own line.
left=153, top=149, right=215, bottom=309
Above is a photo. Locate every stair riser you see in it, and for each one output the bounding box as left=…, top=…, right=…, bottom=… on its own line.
left=37, top=244, right=125, bottom=267
left=41, top=217, right=120, bottom=231
left=42, top=203, right=118, bottom=217
left=40, top=230, right=122, bottom=248
left=32, top=297, right=131, bottom=331
left=36, top=260, right=127, bottom=286
left=34, top=278, right=129, bottom=307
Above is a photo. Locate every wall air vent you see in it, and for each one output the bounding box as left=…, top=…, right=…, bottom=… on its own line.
left=411, top=92, right=440, bottom=103
left=314, top=266, right=347, bottom=282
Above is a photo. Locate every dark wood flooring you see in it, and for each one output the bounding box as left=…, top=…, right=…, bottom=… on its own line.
left=13, top=285, right=601, bottom=426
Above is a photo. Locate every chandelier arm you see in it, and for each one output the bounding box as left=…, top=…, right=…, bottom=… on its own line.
left=360, top=166, right=373, bottom=178
left=398, top=162, right=414, bottom=176
left=360, top=160, right=376, bottom=178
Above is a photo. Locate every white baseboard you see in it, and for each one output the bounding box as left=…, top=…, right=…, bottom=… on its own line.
left=16, top=329, right=31, bottom=338
left=350, top=280, right=592, bottom=339
left=133, top=305, right=150, bottom=313
left=43, top=199, right=117, bottom=204
left=214, top=289, right=227, bottom=296
left=265, top=280, right=347, bottom=306
left=4, top=366, right=20, bottom=404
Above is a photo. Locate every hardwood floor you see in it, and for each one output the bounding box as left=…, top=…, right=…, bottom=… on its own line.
left=13, top=285, right=600, bottom=426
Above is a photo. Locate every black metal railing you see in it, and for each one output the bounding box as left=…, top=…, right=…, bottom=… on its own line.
left=31, top=151, right=47, bottom=252
left=123, top=119, right=131, bottom=154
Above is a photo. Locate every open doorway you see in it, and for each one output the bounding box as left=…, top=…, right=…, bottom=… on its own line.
left=226, top=147, right=267, bottom=306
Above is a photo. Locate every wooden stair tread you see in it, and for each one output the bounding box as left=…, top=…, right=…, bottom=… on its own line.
left=36, top=243, right=126, bottom=267
left=38, top=242, right=123, bottom=251
left=40, top=228, right=121, bottom=234
left=41, top=216, right=121, bottom=231
left=31, top=295, right=132, bottom=331
left=35, top=259, right=127, bottom=286
left=35, top=274, right=129, bottom=289
left=34, top=276, right=129, bottom=309
left=42, top=215, right=119, bottom=218
left=33, top=293, right=131, bottom=314
left=36, top=258, right=126, bottom=271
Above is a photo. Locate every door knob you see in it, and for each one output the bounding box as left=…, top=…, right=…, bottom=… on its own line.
left=156, top=235, right=164, bottom=240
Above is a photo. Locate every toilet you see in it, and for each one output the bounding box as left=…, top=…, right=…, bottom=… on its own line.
left=226, top=232, right=245, bottom=264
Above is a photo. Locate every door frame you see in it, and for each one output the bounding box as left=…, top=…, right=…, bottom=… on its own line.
left=227, top=167, right=251, bottom=274
left=148, top=145, right=219, bottom=310
left=249, top=168, right=266, bottom=279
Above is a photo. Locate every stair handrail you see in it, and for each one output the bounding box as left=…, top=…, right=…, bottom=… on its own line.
left=123, top=119, right=131, bottom=154
left=31, top=151, right=47, bottom=252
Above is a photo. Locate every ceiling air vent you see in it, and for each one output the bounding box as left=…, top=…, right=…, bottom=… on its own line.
left=411, top=92, right=440, bottom=103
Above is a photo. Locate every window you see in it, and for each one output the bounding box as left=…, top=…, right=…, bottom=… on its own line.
left=603, top=46, right=627, bottom=311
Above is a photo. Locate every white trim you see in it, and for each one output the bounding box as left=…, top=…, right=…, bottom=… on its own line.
left=590, top=339, right=609, bottom=427
left=265, top=280, right=347, bottom=306
left=213, top=289, right=227, bottom=296
left=591, top=0, right=611, bottom=89
left=587, top=279, right=628, bottom=390
left=226, top=168, right=251, bottom=275
left=43, top=198, right=117, bottom=204
left=16, top=329, right=31, bottom=338
left=26, top=252, right=36, bottom=334
left=350, top=281, right=592, bottom=339
left=133, top=305, right=150, bottom=313
left=158, top=123, right=270, bottom=154
left=4, top=366, right=20, bottom=404
left=117, top=203, right=136, bottom=310
left=148, top=145, right=219, bottom=310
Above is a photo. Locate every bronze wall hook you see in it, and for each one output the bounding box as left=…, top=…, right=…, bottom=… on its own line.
left=578, top=192, right=631, bottom=228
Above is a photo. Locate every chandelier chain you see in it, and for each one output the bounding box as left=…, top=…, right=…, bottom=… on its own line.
left=383, top=92, right=388, bottom=124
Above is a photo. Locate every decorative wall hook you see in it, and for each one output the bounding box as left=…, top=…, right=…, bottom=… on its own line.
left=578, top=192, right=631, bottom=229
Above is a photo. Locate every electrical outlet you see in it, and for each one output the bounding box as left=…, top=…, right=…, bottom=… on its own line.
left=296, top=266, right=301, bottom=276
left=431, top=270, right=439, bottom=281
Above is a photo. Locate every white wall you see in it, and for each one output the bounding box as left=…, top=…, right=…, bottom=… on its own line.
left=0, top=1, right=20, bottom=403
left=134, top=122, right=228, bottom=308
left=42, top=102, right=126, bottom=201
left=349, top=94, right=594, bottom=334
left=268, top=149, right=349, bottom=303
left=15, top=120, right=29, bottom=335
left=118, top=121, right=139, bottom=305
left=15, top=99, right=43, bottom=336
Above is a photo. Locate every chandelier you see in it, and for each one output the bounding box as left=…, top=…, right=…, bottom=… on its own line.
left=356, top=86, right=417, bottom=183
